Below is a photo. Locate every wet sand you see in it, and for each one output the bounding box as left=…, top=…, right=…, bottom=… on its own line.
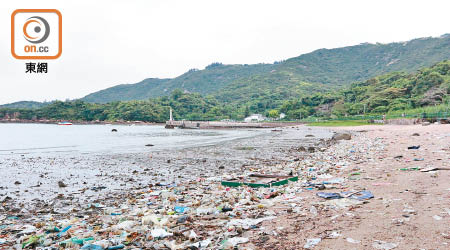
left=0, top=126, right=332, bottom=214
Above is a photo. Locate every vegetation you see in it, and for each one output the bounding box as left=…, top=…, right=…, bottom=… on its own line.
left=80, top=35, right=450, bottom=103
left=1, top=35, right=450, bottom=123
left=0, top=101, right=52, bottom=109
left=0, top=91, right=232, bottom=122
left=1, top=61, right=449, bottom=122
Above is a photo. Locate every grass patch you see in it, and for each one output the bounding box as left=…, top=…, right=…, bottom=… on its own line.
left=307, top=120, right=380, bottom=127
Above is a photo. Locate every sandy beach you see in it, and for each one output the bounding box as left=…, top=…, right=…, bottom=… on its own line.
left=1, top=124, right=449, bottom=249
left=249, top=124, right=450, bottom=250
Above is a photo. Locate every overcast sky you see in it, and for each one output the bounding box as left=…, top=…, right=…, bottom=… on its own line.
left=1, top=0, right=449, bottom=104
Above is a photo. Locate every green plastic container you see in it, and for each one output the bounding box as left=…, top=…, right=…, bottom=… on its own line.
left=221, top=176, right=298, bottom=188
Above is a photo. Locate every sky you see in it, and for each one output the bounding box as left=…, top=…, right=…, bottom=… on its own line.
left=1, top=0, right=449, bottom=104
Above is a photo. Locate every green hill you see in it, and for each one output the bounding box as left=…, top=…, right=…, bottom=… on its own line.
left=3, top=60, right=448, bottom=123
left=81, top=35, right=450, bottom=104
left=82, top=78, right=171, bottom=103
left=275, top=60, right=450, bottom=119
left=0, top=101, right=51, bottom=109
left=336, top=60, right=450, bottom=115
left=82, top=63, right=275, bottom=103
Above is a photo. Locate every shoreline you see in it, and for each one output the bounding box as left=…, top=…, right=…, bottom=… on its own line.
left=0, top=119, right=304, bottom=129
left=0, top=125, right=333, bottom=249
left=0, top=119, right=164, bottom=126
left=1, top=124, right=449, bottom=249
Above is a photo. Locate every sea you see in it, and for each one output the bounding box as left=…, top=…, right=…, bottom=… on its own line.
left=0, top=123, right=268, bottom=156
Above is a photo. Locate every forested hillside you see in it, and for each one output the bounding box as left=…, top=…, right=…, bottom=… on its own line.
left=80, top=35, right=450, bottom=103
left=2, top=61, right=449, bottom=122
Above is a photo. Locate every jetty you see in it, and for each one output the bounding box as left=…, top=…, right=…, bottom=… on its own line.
left=164, top=120, right=288, bottom=129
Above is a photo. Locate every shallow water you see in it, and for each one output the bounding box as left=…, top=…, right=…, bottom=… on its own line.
left=0, top=123, right=267, bottom=156
left=0, top=124, right=333, bottom=206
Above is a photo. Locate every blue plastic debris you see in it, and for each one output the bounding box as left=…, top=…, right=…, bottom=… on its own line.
left=57, top=225, right=72, bottom=238
left=345, top=190, right=374, bottom=200
left=317, top=190, right=374, bottom=200
left=106, top=245, right=125, bottom=250
left=174, top=206, right=189, bottom=214
left=81, top=244, right=103, bottom=250
left=316, top=192, right=342, bottom=199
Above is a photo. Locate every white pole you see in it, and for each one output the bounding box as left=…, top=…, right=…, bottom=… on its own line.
left=169, top=108, right=173, bottom=121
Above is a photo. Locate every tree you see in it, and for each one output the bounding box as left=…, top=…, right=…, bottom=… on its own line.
left=268, top=109, right=279, bottom=118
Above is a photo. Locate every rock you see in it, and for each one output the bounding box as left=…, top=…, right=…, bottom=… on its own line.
left=177, top=215, right=189, bottom=224
left=58, top=181, right=67, bottom=188
left=422, top=122, right=430, bottom=126
left=305, top=134, right=315, bottom=137
left=411, top=133, right=420, bottom=136
left=145, top=144, right=154, bottom=147
left=111, top=129, right=118, bottom=132
left=307, top=147, right=315, bottom=153
left=14, top=181, right=21, bottom=185
left=298, top=146, right=306, bottom=152
left=332, top=132, right=352, bottom=140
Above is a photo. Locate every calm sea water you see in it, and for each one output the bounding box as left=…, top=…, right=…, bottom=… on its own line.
left=0, top=123, right=267, bottom=155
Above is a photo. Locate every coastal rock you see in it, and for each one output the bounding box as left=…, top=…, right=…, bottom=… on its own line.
left=145, top=144, right=154, bottom=147
left=305, top=134, right=315, bottom=138
left=58, top=181, right=67, bottom=188
left=332, top=132, right=352, bottom=140
left=412, top=133, right=420, bottom=136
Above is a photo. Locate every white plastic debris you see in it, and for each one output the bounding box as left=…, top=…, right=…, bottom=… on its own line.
left=433, top=215, right=442, bottom=221
left=310, top=206, right=318, bottom=216
left=227, top=216, right=275, bottom=229
left=304, top=238, right=321, bottom=249
left=188, top=230, right=198, bottom=240
left=223, top=237, right=249, bottom=248
left=20, top=225, right=37, bottom=234
left=151, top=228, right=173, bottom=238
left=346, top=238, right=360, bottom=244
left=191, top=239, right=212, bottom=249
left=372, top=240, right=398, bottom=250
left=112, top=220, right=135, bottom=230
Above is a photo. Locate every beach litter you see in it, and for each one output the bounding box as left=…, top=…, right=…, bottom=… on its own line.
left=0, top=126, right=387, bottom=249
left=304, top=238, right=322, bottom=249
left=372, top=240, right=398, bottom=250
left=420, top=167, right=450, bottom=172
left=346, top=237, right=360, bottom=244
left=316, top=190, right=374, bottom=200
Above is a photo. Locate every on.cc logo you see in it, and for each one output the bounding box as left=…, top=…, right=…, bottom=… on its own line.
left=11, top=9, right=62, bottom=60
left=23, top=16, right=50, bottom=44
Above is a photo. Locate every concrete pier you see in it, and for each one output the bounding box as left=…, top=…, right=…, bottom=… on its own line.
left=165, top=120, right=294, bottom=129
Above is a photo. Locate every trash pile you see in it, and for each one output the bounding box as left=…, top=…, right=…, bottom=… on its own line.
left=0, top=130, right=385, bottom=249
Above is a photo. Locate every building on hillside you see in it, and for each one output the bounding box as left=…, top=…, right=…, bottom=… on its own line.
left=244, top=114, right=267, bottom=123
